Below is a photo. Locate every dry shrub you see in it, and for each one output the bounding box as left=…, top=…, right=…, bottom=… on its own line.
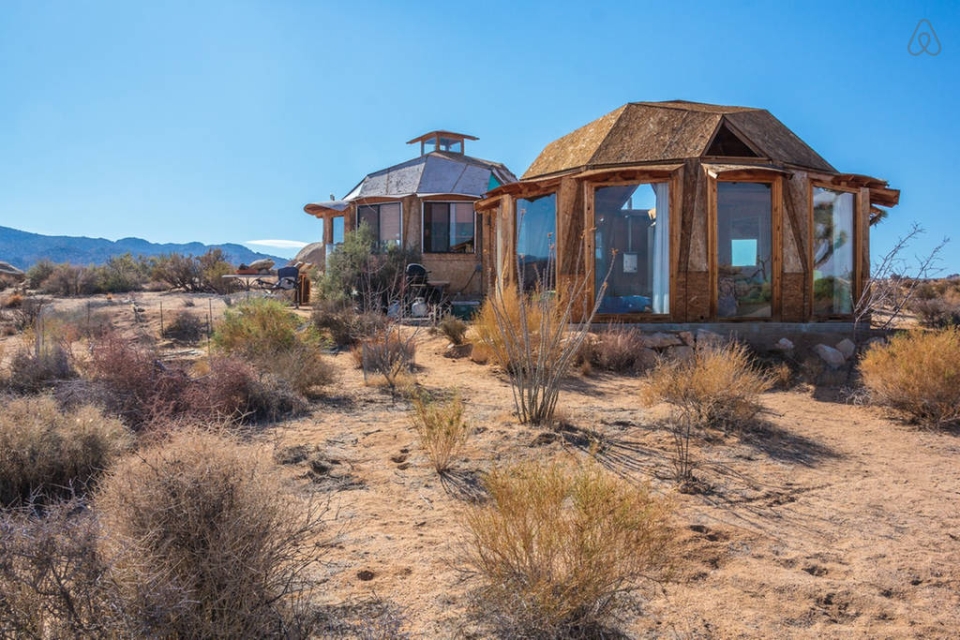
left=186, top=357, right=306, bottom=423
left=589, top=324, right=649, bottom=374
left=910, top=297, right=960, bottom=328
left=355, top=326, right=417, bottom=393
left=85, top=332, right=189, bottom=429
left=475, top=280, right=602, bottom=426
left=0, top=500, right=122, bottom=638
left=642, top=341, right=773, bottom=431
left=472, top=282, right=545, bottom=371
left=411, top=392, right=469, bottom=474
left=7, top=343, right=77, bottom=393
left=215, top=297, right=333, bottom=397
left=96, top=428, right=326, bottom=639
left=438, top=314, right=468, bottom=346
left=0, top=395, right=131, bottom=506
left=462, top=462, right=673, bottom=637
left=163, top=309, right=205, bottom=342
left=312, top=298, right=385, bottom=346
left=860, top=328, right=960, bottom=428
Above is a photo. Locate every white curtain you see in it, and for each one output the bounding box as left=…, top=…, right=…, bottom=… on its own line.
left=833, top=192, right=855, bottom=312
left=651, top=183, right=670, bottom=314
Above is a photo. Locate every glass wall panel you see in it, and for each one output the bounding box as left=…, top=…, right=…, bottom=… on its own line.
left=516, top=193, right=556, bottom=290
left=594, top=182, right=670, bottom=314
left=357, top=203, right=402, bottom=247
left=423, top=202, right=475, bottom=253
left=716, top=182, right=772, bottom=318
left=332, top=216, right=344, bottom=245
left=813, top=187, right=855, bottom=315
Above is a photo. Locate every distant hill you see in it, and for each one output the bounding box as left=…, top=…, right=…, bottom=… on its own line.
left=0, top=226, right=286, bottom=270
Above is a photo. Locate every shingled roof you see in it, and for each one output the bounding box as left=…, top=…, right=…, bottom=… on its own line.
left=341, top=151, right=517, bottom=201
left=523, top=100, right=836, bottom=179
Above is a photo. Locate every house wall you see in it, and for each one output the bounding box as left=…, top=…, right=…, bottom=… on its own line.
left=492, top=159, right=867, bottom=325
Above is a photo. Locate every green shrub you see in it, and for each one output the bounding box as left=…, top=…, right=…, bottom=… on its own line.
left=0, top=395, right=131, bottom=506
left=860, top=328, right=960, bottom=428
left=318, top=225, right=420, bottom=311
left=312, top=297, right=385, bottom=346
left=25, top=259, right=56, bottom=289
left=462, top=462, right=673, bottom=637
left=96, top=429, right=325, bottom=639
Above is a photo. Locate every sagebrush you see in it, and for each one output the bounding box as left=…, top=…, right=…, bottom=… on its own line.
left=860, top=328, right=960, bottom=428
left=462, top=462, right=673, bottom=637
left=410, top=392, right=469, bottom=474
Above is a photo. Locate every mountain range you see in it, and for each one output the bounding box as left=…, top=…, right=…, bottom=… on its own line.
left=0, top=226, right=286, bottom=270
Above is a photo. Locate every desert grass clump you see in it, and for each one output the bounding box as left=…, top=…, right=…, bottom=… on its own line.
left=462, top=462, right=673, bottom=637
left=0, top=395, right=131, bottom=506
left=438, top=314, right=468, bottom=346
left=642, top=341, right=773, bottom=431
left=96, top=428, right=326, bottom=639
left=7, top=343, right=77, bottom=393
left=410, top=392, right=469, bottom=474
left=311, top=297, right=385, bottom=347
left=860, top=327, right=960, bottom=428
left=187, top=357, right=307, bottom=423
left=642, top=342, right=772, bottom=487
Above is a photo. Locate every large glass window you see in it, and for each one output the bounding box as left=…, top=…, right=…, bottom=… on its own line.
left=423, top=202, right=475, bottom=253
left=357, top=203, right=402, bottom=247
left=813, top=187, right=855, bottom=315
left=594, top=182, right=670, bottom=314
left=516, top=193, right=556, bottom=290
left=716, top=182, right=772, bottom=318
left=332, top=216, right=344, bottom=245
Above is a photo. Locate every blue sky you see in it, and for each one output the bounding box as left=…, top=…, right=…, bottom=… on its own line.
left=1, top=1, right=957, bottom=271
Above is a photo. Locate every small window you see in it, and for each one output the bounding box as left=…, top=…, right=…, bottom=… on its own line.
left=357, top=203, right=402, bottom=247
left=423, top=203, right=475, bottom=253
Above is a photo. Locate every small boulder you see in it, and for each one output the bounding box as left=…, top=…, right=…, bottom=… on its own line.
left=667, top=345, right=695, bottom=362
left=773, top=337, right=795, bottom=352
left=633, top=348, right=660, bottom=372
left=249, top=258, right=275, bottom=272
left=679, top=331, right=696, bottom=347
left=835, top=338, right=856, bottom=360
left=444, top=343, right=474, bottom=359
left=695, top=329, right=725, bottom=347
left=641, top=332, right=683, bottom=349
left=813, top=343, right=846, bottom=369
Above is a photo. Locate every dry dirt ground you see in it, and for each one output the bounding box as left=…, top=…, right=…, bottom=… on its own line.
left=2, top=291, right=959, bottom=639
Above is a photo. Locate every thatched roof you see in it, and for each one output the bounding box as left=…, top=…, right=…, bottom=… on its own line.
left=523, top=100, right=836, bottom=179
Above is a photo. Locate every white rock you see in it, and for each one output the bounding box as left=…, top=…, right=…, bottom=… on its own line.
left=774, top=337, right=795, bottom=352
left=835, top=338, right=856, bottom=360
left=814, top=343, right=846, bottom=369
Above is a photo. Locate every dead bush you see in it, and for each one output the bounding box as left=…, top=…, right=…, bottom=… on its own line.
left=588, top=324, right=650, bottom=374
left=7, top=343, right=77, bottom=393
left=0, top=395, right=131, bottom=506
left=163, top=309, right=206, bottom=342
left=0, top=500, right=125, bottom=638
left=355, top=326, right=417, bottom=394
left=462, top=462, right=673, bottom=637
left=96, top=428, right=326, bottom=639
left=642, top=342, right=772, bottom=488
left=312, top=298, right=385, bottom=346
left=186, top=357, right=307, bottom=423
left=860, top=328, right=960, bottom=428
left=410, top=392, right=470, bottom=474
left=85, top=332, right=189, bottom=429
left=910, top=297, right=960, bottom=328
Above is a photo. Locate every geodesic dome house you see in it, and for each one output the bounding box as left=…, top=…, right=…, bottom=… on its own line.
left=475, top=100, right=899, bottom=324
left=304, top=131, right=516, bottom=297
